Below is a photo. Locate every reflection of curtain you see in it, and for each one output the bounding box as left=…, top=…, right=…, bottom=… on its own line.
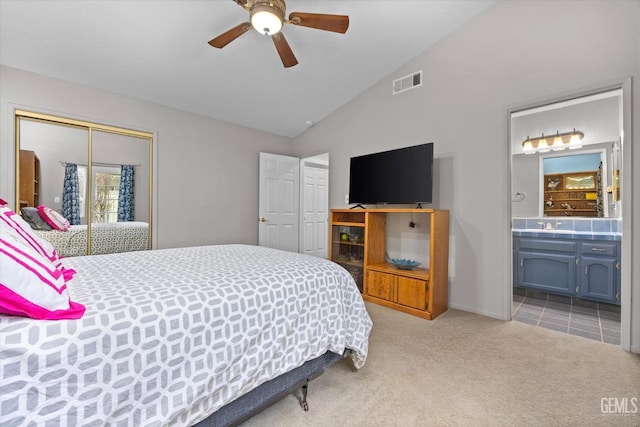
left=117, top=165, right=135, bottom=222
left=596, top=161, right=604, bottom=217
left=62, top=163, right=81, bottom=225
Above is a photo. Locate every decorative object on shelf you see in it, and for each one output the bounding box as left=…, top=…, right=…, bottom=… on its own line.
left=349, top=253, right=362, bottom=261
left=340, top=232, right=349, bottom=241
left=389, top=258, right=421, bottom=270
left=522, top=129, right=583, bottom=154
left=545, top=196, right=554, bottom=208
left=349, top=234, right=359, bottom=244
left=565, top=174, right=595, bottom=189
left=547, top=178, right=560, bottom=190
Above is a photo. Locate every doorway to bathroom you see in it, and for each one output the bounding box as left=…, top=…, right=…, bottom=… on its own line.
left=508, top=81, right=631, bottom=348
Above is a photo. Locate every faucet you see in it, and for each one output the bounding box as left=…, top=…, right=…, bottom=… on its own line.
left=538, top=221, right=561, bottom=231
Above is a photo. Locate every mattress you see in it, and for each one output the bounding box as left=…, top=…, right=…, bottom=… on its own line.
left=33, top=221, right=149, bottom=256
left=0, top=244, right=372, bottom=426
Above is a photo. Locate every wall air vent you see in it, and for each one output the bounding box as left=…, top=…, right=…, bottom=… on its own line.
left=392, top=71, right=422, bottom=95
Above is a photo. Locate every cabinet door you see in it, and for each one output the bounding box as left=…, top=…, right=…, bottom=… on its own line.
left=580, top=256, right=616, bottom=303
left=331, top=225, right=364, bottom=291
left=395, top=276, right=427, bottom=310
left=517, top=251, right=577, bottom=296
left=366, top=271, right=395, bottom=301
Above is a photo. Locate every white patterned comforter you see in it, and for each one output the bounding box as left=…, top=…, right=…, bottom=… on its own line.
left=0, top=244, right=372, bottom=426
left=33, top=221, right=149, bottom=257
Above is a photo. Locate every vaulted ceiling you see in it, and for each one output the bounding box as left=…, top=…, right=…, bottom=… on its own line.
left=0, top=1, right=495, bottom=137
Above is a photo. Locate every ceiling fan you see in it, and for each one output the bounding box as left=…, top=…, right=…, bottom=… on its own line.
left=208, top=0, right=349, bottom=68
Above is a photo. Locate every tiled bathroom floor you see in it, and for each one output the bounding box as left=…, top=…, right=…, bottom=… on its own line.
left=512, top=293, right=621, bottom=345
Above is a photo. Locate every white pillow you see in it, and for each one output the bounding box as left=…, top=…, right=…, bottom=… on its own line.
left=38, top=205, right=70, bottom=231
left=0, top=206, right=84, bottom=320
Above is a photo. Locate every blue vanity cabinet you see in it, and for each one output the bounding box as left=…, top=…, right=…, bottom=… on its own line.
left=515, top=238, right=578, bottom=296
left=513, top=234, right=621, bottom=305
left=579, top=242, right=620, bottom=304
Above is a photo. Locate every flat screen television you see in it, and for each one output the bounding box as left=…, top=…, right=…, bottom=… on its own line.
left=348, top=142, right=433, bottom=206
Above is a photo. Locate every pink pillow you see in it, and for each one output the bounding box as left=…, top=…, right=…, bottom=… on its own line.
left=1, top=206, right=60, bottom=266
left=0, top=206, right=84, bottom=320
left=38, top=205, right=70, bottom=231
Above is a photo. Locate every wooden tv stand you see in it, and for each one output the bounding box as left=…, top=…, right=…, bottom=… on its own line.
left=329, top=208, right=450, bottom=320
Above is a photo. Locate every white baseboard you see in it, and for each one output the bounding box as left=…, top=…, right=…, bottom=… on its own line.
left=448, top=303, right=506, bottom=321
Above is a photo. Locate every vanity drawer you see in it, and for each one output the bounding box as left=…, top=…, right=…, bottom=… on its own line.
left=518, top=238, right=577, bottom=254
left=581, top=242, right=618, bottom=257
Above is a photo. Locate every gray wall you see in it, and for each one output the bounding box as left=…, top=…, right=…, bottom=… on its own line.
left=291, top=0, right=639, bottom=349
left=0, top=65, right=293, bottom=249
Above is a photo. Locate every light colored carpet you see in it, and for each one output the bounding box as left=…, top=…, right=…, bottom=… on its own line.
left=241, top=302, right=640, bottom=426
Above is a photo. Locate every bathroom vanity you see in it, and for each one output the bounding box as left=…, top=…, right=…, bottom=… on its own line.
left=512, top=220, right=621, bottom=305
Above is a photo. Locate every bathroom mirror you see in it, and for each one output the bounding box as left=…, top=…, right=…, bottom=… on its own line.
left=15, top=110, right=153, bottom=256
left=511, top=89, right=622, bottom=218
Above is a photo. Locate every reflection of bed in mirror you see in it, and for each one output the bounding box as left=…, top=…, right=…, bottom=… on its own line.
left=33, top=221, right=149, bottom=256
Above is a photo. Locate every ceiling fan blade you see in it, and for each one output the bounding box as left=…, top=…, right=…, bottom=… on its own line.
left=288, top=12, right=349, bottom=34
left=272, top=33, right=298, bottom=68
left=208, top=22, right=252, bottom=48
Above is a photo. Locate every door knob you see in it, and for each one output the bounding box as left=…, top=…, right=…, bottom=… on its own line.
left=260, top=217, right=267, bottom=222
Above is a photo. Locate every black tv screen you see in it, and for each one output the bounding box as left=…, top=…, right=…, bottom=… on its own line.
left=348, top=143, right=433, bottom=205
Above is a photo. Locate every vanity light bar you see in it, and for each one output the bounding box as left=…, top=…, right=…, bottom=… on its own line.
left=522, top=129, right=584, bottom=154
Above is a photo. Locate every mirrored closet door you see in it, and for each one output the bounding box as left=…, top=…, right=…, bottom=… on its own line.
left=15, top=110, right=153, bottom=256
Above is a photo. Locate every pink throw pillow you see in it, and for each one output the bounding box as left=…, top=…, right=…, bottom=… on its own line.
left=0, top=206, right=84, bottom=320
left=38, top=205, right=70, bottom=231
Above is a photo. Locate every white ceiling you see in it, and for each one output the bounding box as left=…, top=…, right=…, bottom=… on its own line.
left=0, top=0, right=495, bottom=138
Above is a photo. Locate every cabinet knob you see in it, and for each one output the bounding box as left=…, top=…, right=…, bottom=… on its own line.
left=616, top=262, right=620, bottom=270
left=259, top=217, right=268, bottom=222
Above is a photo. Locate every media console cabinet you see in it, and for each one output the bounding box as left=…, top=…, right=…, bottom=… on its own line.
left=329, top=208, right=450, bottom=320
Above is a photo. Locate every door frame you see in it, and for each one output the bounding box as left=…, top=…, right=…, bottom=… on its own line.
left=506, top=77, right=634, bottom=352
left=299, top=153, right=330, bottom=258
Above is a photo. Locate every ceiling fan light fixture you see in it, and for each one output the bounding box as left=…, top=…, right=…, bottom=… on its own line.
left=251, top=5, right=283, bottom=35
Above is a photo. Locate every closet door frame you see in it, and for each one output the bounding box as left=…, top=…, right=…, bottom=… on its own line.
left=14, top=109, right=154, bottom=255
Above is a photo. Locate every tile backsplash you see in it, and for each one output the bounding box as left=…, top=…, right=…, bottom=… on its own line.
left=513, top=217, right=622, bottom=233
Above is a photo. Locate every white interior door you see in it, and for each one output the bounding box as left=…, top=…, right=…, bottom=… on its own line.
left=300, top=158, right=329, bottom=258
left=258, top=153, right=299, bottom=252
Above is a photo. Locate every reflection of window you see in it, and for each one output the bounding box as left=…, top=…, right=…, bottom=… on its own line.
left=93, top=166, right=120, bottom=223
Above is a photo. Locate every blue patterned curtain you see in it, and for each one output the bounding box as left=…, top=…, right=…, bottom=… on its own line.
left=62, top=163, right=81, bottom=225
left=117, top=165, right=135, bottom=222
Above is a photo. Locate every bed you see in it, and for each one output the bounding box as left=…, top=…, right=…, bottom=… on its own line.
left=32, top=221, right=149, bottom=256
left=0, top=244, right=372, bottom=426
